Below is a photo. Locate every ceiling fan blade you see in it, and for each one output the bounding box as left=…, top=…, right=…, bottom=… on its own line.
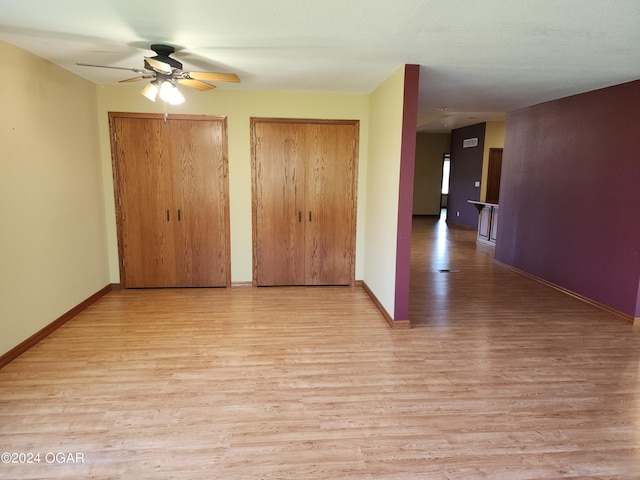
left=144, top=56, right=173, bottom=74
left=77, top=63, right=146, bottom=74
left=187, top=72, right=240, bottom=83
left=178, top=79, right=216, bottom=91
left=119, top=76, right=148, bottom=83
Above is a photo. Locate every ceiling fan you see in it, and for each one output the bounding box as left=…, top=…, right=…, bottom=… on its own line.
left=77, top=44, right=240, bottom=105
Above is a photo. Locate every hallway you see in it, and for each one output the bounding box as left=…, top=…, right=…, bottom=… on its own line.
left=409, top=213, right=629, bottom=328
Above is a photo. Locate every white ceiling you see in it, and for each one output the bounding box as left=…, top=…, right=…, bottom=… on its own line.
left=1, top=0, right=639, bottom=132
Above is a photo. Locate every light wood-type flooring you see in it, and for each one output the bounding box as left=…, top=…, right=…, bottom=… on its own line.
left=2, top=213, right=640, bottom=479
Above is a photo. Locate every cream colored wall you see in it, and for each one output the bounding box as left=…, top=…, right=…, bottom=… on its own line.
left=0, top=42, right=108, bottom=356
left=363, top=67, right=406, bottom=317
left=96, top=86, right=370, bottom=284
left=480, top=121, right=506, bottom=201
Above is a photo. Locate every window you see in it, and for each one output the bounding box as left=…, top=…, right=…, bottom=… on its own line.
left=441, top=154, right=451, bottom=195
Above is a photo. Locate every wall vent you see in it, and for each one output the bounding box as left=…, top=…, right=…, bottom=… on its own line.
left=463, top=138, right=479, bottom=148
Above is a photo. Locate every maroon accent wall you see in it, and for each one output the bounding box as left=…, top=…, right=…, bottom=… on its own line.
left=495, top=80, right=640, bottom=319
left=394, top=64, right=420, bottom=322
left=448, top=123, right=486, bottom=228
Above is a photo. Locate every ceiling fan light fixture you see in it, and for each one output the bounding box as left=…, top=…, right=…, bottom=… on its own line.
left=78, top=44, right=240, bottom=106
left=141, top=81, right=159, bottom=102
left=159, top=80, right=185, bottom=105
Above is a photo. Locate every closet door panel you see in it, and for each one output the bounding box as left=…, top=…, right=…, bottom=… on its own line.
left=254, top=122, right=306, bottom=286
left=304, top=123, right=357, bottom=285
left=169, top=119, right=229, bottom=287
left=113, top=117, right=177, bottom=287
left=111, top=113, right=230, bottom=289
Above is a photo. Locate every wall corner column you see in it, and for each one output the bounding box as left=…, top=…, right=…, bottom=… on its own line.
left=393, top=64, right=420, bottom=323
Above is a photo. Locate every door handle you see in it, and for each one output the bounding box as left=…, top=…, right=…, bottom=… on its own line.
left=166, top=210, right=170, bottom=221
left=178, top=209, right=181, bottom=221
left=298, top=211, right=302, bottom=222
left=309, top=211, right=312, bottom=222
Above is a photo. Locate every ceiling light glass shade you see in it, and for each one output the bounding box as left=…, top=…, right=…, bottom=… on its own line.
left=159, top=81, right=185, bottom=105
left=141, top=82, right=159, bottom=102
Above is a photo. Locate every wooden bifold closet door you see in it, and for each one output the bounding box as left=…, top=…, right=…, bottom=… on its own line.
left=110, top=113, right=230, bottom=288
left=252, top=118, right=358, bottom=286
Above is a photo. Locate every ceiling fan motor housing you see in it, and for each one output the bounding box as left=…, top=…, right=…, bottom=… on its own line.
left=145, top=44, right=183, bottom=71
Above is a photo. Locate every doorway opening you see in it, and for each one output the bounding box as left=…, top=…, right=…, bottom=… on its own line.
left=486, top=148, right=503, bottom=204
left=440, top=153, right=451, bottom=218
